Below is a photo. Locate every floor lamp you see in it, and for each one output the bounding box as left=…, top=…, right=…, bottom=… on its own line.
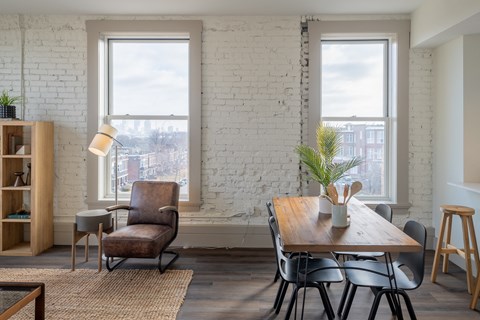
left=88, top=123, right=124, bottom=229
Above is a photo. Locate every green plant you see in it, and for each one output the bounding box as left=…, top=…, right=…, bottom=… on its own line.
left=0, top=90, right=21, bottom=106
left=295, top=124, right=362, bottom=196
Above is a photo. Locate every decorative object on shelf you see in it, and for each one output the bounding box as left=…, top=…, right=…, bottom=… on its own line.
left=0, top=90, right=21, bottom=119
left=13, top=171, right=25, bottom=187
left=9, top=135, right=21, bottom=155
left=25, top=163, right=31, bottom=185
left=15, top=144, right=31, bottom=155
left=7, top=205, right=31, bottom=219
left=89, top=123, right=124, bottom=229
left=296, top=123, right=363, bottom=214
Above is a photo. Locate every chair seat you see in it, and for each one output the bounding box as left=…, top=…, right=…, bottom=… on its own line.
left=103, top=224, right=174, bottom=258
left=284, top=257, right=343, bottom=284
left=344, top=260, right=416, bottom=290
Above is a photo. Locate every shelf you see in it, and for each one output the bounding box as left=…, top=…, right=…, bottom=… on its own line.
left=1, top=218, right=31, bottom=223
left=1, top=154, right=32, bottom=159
left=447, top=182, right=480, bottom=194
left=1, top=186, right=31, bottom=191
left=0, top=242, right=32, bottom=256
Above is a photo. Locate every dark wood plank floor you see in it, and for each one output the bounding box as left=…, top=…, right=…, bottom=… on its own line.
left=1, top=246, right=480, bottom=319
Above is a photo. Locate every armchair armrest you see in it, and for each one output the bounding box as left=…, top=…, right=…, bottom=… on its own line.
left=159, top=206, right=178, bottom=213
left=106, top=204, right=131, bottom=212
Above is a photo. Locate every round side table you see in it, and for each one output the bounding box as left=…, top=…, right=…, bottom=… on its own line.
left=71, top=209, right=113, bottom=272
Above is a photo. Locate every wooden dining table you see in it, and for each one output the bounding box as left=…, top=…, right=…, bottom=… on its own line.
left=272, top=196, right=422, bottom=320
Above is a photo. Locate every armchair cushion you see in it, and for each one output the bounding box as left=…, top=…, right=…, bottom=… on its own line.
left=103, top=224, right=174, bottom=258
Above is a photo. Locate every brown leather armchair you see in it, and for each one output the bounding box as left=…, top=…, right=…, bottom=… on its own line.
left=102, top=181, right=180, bottom=272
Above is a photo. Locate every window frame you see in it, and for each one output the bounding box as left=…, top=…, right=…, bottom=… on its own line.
left=307, top=20, right=410, bottom=206
left=86, top=20, right=202, bottom=211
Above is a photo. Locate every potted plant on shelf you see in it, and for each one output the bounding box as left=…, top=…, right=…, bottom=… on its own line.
left=0, top=90, right=21, bottom=119
left=295, top=123, right=362, bottom=213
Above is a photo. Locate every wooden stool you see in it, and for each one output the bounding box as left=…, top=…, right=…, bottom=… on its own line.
left=71, top=209, right=113, bottom=272
left=431, top=205, right=480, bottom=296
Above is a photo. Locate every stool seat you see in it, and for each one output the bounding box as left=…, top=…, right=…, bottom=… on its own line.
left=441, top=204, right=475, bottom=216
left=431, top=204, right=480, bottom=309
left=76, top=209, right=112, bottom=232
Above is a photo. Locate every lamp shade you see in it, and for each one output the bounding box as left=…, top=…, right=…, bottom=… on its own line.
left=88, top=124, right=118, bottom=157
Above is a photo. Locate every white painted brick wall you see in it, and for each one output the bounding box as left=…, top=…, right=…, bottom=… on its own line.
left=408, top=48, right=434, bottom=227
left=0, top=14, right=434, bottom=238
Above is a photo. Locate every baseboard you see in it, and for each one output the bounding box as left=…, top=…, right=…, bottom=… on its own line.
left=55, top=222, right=272, bottom=248
left=57, top=222, right=436, bottom=250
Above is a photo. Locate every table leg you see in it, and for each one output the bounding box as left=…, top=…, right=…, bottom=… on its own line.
left=34, top=283, right=45, bottom=320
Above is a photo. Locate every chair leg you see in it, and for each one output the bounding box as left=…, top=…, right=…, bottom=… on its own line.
left=368, top=289, right=386, bottom=320
left=337, top=279, right=351, bottom=316
left=274, top=279, right=286, bottom=310
left=317, top=284, right=335, bottom=320
left=285, top=286, right=299, bottom=320
left=341, top=283, right=357, bottom=320
left=276, top=281, right=289, bottom=314
left=158, top=250, right=179, bottom=273
left=398, top=290, right=417, bottom=320
left=105, top=256, right=128, bottom=271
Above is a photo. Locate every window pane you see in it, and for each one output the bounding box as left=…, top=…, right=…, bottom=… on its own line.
left=109, top=119, right=189, bottom=200
left=110, top=41, right=189, bottom=116
left=321, top=41, right=386, bottom=117
left=324, top=121, right=386, bottom=197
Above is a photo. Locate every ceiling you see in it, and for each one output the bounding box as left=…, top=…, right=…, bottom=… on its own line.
left=0, top=0, right=424, bottom=16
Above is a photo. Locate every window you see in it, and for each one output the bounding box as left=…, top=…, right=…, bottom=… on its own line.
left=308, top=20, right=410, bottom=204
left=87, top=20, right=202, bottom=211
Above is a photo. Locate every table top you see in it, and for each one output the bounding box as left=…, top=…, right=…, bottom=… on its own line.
left=272, top=196, right=421, bottom=253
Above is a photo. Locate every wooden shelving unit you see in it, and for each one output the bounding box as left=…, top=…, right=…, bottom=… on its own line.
left=0, top=121, right=53, bottom=256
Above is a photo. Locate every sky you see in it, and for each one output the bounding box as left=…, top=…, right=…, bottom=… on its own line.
left=321, top=41, right=386, bottom=118
left=111, top=40, right=189, bottom=116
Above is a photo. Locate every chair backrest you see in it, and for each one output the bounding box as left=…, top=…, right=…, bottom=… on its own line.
left=374, top=203, right=393, bottom=222
left=268, top=215, right=293, bottom=282
left=127, top=181, right=180, bottom=227
left=396, top=220, right=427, bottom=288
left=266, top=201, right=276, bottom=218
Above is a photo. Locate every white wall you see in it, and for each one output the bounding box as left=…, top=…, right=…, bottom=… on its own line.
left=432, top=34, right=480, bottom=270
left=0, top=15, right=434, bottom=247
left=411, top=0, right=480, bottom=47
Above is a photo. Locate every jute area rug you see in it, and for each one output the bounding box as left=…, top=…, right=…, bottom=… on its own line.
left=0, top=268, right=193, bottom=320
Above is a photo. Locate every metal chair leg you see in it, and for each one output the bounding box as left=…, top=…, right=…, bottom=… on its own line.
left=159, top=250, right=179, bottom=273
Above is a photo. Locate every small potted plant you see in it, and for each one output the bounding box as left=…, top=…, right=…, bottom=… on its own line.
left=0, top=90, right=21, bottom=119
left=296, top=123, right=362, bottom=213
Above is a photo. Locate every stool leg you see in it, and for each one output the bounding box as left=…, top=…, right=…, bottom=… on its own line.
left=443, top=213, right=453, bottom=273
left=467, top=216, right=480, bottom=278
left=462, top=216, right=474, bottom=294
left=97, top=223, right=103, bottom=273
left=71, top=223, right=76, bottom=271
left=432, top=211, right=448, bottom=283
left=85, top=234, right=89, bottom=262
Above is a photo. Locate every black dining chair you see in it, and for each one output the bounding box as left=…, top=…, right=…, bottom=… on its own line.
left=334, top=203, right=393, bottom=261
left=268, top=215, right=343, bottom=320
left=337, top=220, right=427, bottom=320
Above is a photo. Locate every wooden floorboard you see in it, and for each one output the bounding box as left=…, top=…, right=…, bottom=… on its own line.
left=1, top=247, right=480, bottom=319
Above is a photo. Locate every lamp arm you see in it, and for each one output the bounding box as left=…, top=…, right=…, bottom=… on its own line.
left=95, top=131, right=124, bottom=147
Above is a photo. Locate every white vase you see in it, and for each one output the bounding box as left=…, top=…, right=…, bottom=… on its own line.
left=319, top=196, right=332, bottom=214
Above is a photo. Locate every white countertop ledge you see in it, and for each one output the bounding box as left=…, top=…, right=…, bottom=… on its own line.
left=448, top=182, right=480, bottom=194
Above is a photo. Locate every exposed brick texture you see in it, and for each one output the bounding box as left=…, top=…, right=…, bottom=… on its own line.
left=0, top=15, right=433, bottom=232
